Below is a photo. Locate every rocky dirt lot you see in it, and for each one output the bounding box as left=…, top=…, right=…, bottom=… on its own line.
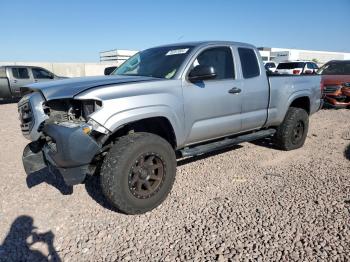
left=0, top=102, right=349, bottom=262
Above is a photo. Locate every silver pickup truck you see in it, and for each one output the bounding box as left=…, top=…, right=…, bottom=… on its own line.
left=19, top=41, right=322, bottom=214
left=0, top=65, right=64, bottom=99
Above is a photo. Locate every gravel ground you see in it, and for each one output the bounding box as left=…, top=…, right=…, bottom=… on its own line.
left=0, top=102, right=349, bottom=261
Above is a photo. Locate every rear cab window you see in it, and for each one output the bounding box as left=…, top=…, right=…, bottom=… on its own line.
left=306, top=63, right=314, bottom=69
left=277, top=62, right=305, bottom=69
left=238, top=47, right=260, bottom=78
left=12, top=68, right=30, bottom=79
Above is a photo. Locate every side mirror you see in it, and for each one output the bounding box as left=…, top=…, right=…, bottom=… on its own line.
left=104, top=66, right=117, bottom=75
left=188, top=65, right=216, bottom=82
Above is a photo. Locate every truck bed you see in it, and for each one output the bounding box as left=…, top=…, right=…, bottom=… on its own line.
left=266, top=74, right=321, bottom=127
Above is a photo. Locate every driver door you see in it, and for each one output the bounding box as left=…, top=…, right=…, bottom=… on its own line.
left=9, top=67, right=33, bottom=96
left=182, top=46, right=243, bottom=145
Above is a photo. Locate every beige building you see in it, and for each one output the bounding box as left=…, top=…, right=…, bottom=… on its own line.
left=0, top=61, right=118, bottom=77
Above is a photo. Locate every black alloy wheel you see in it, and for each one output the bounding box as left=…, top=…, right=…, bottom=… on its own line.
left=128, top=153, right=165, bottom=199
left=291, top=120, right=304, bottom=145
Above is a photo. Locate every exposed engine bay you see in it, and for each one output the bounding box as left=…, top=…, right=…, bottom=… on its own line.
left=43, top=99, right=102, bottom=124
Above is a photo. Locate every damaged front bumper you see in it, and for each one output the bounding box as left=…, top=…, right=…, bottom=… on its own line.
left=322, top=87, right=350, bottom=108
left=22, top=123, right=102, bottom=186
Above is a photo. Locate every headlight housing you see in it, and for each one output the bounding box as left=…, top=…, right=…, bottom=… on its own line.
left=323, top=85, right=342, bottom=94
left=81, top=100, right=103, bottom=119
left=86, top=118, right=109, bottom=134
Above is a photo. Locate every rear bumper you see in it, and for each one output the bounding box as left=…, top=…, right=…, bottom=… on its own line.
left=22, top=124, right=101, bottom=186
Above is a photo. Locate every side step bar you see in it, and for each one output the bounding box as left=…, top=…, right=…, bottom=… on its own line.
left=180, top=129, right=276, bottom=157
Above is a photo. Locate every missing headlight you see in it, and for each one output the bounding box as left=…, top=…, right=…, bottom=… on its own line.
left=82, top=100, right=102, bottom=119
left=44, top=99, right=102, bottom=124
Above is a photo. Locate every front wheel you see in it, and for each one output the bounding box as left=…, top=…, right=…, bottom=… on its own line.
left=274, top=107, right=309, bottom=151
left=100, top=132, right=176, bottom=214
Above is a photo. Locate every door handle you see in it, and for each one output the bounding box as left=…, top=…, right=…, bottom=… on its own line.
left=228, top=87, right=241, bottom=94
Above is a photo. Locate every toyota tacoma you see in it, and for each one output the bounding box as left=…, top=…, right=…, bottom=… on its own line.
left=19, top=41, right=322, bottom=214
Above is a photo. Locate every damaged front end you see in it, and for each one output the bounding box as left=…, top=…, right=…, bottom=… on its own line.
left=322, top=82, right=350, bottom=108
left=19, top=91, right=110, bottom=185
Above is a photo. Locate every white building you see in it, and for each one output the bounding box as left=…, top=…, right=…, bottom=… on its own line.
left=99, top=49, right=138, bottom=66
left=258, top=50, right=272, bottom=62
left=100, top=47, right=350, bottom=67
left=258, top=47, right=350, bottom=65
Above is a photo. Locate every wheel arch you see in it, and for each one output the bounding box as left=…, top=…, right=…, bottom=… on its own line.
left=105, top=115, right=179, bottom=149
left=289, top=96, right=311, bottom=114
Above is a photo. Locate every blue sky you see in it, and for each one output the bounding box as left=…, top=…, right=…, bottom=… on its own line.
left=1, top=0, right=349, bottom=62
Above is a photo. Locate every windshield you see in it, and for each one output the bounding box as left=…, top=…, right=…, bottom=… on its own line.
left=112, top=45, right=194, bottom=79
left=317, top=61, right=350, bottom=75
left=277, top=62, right=305, bottom=69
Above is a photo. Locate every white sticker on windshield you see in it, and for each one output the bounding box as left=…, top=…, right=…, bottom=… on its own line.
left=166, top=48, right=189, bottom=56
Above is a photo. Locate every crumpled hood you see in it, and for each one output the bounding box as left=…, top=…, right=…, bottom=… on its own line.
left=21, top=75, right=160, bottom=100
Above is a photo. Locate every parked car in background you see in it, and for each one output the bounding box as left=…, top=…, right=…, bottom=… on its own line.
left=275, top=61, right=319, bottom=75
left=264, top=61, right=277, bottom=72
left=0, top=66, right=66, bottom=99
left=318, top=60, right=350, bottom=108
left=104, top=66, right=118, bottom=75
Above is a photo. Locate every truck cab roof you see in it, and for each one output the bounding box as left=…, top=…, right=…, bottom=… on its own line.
left=152, top=40, right=257, bottom=49
left=0, top=65, right=45, bottom=68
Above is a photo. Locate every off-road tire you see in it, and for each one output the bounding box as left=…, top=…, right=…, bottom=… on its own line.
left=100, top=132, right=176, bottom=214
left=274, top=107, right=309, bottom=151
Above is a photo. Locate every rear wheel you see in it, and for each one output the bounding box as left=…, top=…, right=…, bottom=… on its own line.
left=100, top=132, right=176, bottom=214
left=274, top=107, right=309, bottom=151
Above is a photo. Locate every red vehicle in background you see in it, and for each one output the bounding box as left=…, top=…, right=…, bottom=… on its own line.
left=318, top=60, right=350, bottom=108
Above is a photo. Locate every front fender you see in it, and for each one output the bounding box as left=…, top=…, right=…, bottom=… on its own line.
left=102, top=105, right=185, bottom=146
left=75, top=79, right=185, bottom=146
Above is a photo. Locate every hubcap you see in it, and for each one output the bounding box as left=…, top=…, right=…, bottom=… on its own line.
left=291, top=120, right=304, bottom=144
left=128, top=153, right=165, bottom=199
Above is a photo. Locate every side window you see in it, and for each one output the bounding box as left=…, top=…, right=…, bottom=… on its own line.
left=192, top=47, right=235, bottom=80
left=238, top=48, right=260, bottom=78
left=32, top=68, right=53, bottom=79
left=12, top=68, right=29, bottom=79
